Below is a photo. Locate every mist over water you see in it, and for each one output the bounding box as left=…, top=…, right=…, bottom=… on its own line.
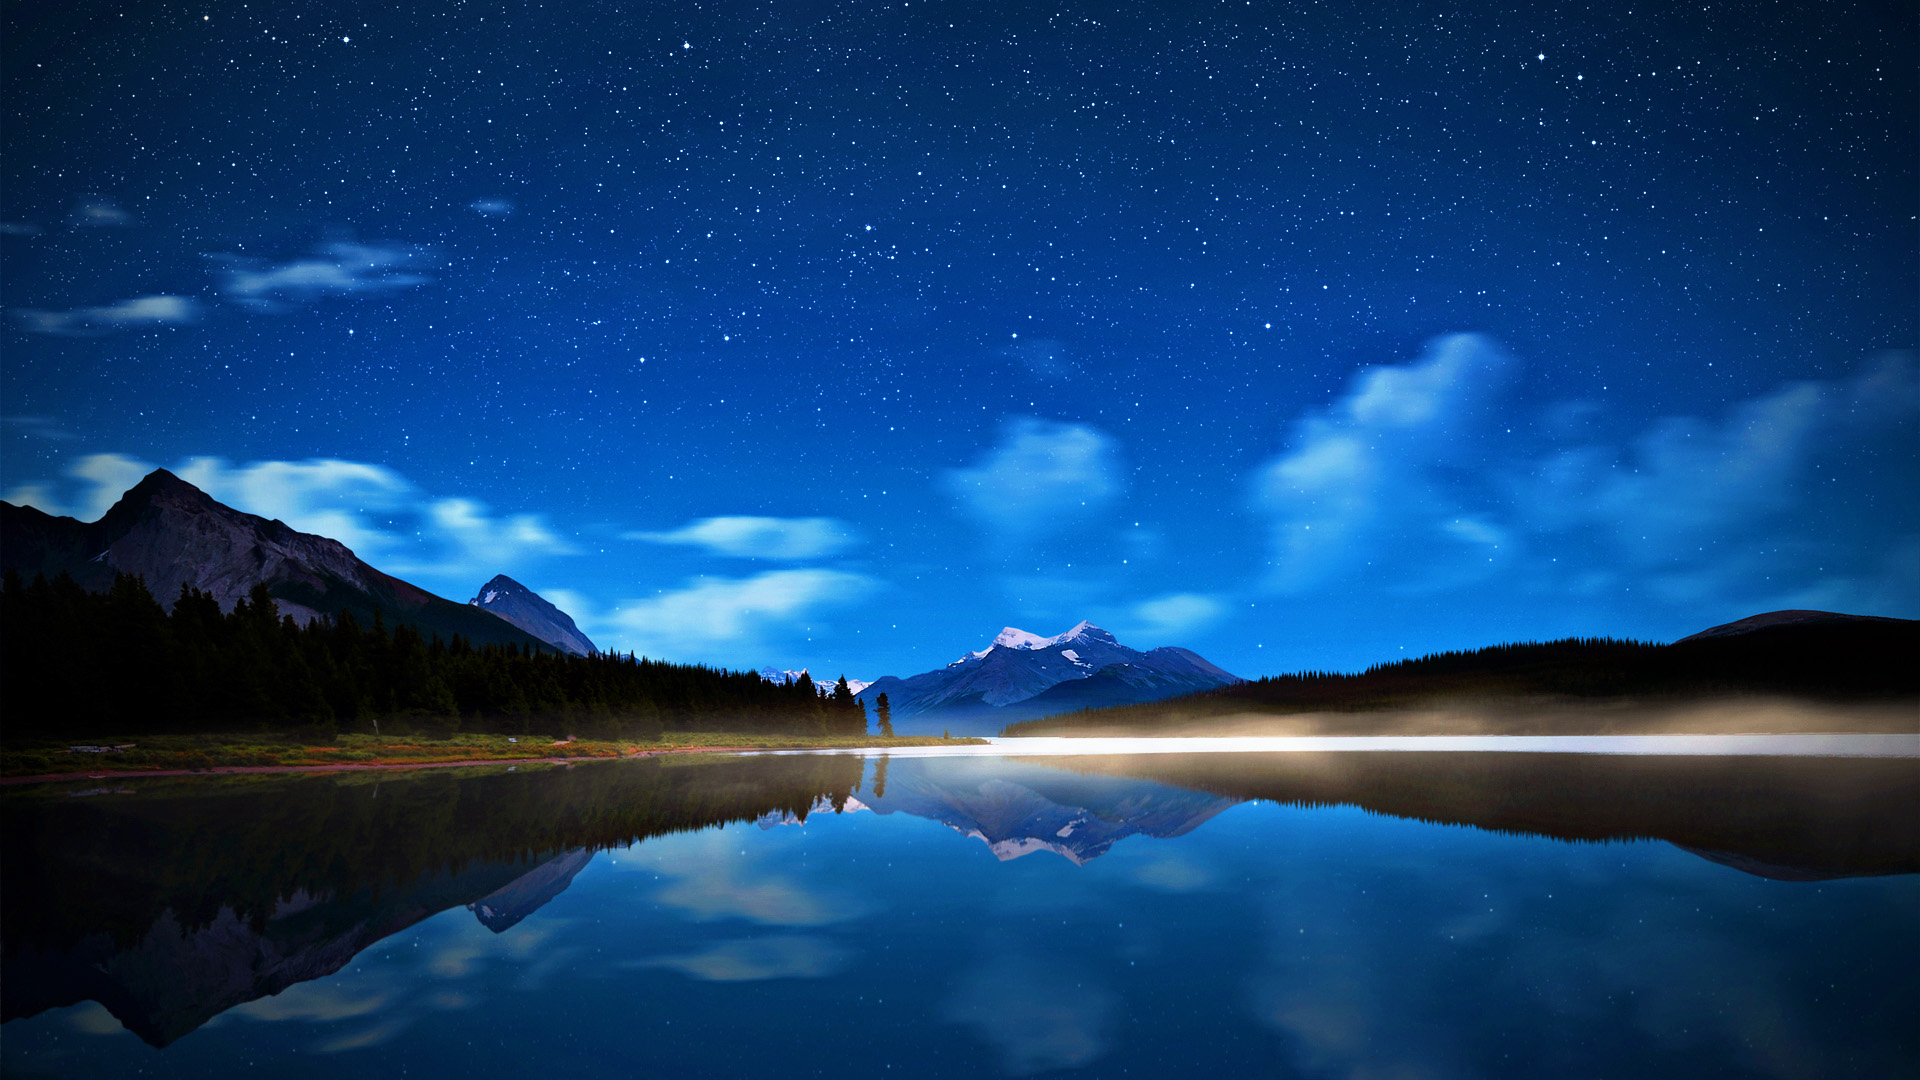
left=780, top=732, right=1920, bottom=758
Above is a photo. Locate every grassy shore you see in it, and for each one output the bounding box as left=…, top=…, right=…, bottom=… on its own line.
left=0, top=730, right=986, bottom=779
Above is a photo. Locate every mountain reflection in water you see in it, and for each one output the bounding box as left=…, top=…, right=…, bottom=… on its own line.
left=2, top=750, right=1915, bottom=1076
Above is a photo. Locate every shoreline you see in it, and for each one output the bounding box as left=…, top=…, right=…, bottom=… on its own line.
left=9, top=731, right=1918, bottom=784
left=0, top=744, right=825, bottom=786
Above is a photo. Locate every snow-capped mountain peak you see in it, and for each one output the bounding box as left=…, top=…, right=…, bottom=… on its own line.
left=957, top=621, right=1117, bottom=663
left=991, top=625, right=1058, bottom=651
left=758, top=667, right=870, bottom=695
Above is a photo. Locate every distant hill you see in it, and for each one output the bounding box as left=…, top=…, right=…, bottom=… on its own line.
left=470, top=574, right=597, bottom=656
left=1675, top=608, right=1913, bottom=642
left=856, top=621, right=1242, bottom=735
left=1005, top=613, right=1920, bottom=736
left=0, top=469, right=545, bottom=651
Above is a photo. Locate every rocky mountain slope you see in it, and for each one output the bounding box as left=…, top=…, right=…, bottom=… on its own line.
left=470, top=574, right=597, bottom=656
left=0, top=469, right=544, bottom=650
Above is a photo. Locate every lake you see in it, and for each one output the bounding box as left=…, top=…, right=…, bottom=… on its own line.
left=3, top=740, right=1916, bottom=1078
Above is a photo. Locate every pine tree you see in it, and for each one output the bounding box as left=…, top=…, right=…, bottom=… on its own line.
left=875, top=692, right=893, bottom=738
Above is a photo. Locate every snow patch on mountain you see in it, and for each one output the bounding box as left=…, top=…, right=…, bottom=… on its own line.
left=861, top=619, right=1242, bottom=734
left=758, top=666, right=869, bottom=695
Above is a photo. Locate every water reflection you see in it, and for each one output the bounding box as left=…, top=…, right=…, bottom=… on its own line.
left=2, top=751, right=1914, bottom=1077
left=1, top=755, right=863, bottom=1047
left=1042, top=750, right=1920, bottom=879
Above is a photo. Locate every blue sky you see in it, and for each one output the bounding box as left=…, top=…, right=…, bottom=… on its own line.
left=3, top=0, right=1914, bottom=681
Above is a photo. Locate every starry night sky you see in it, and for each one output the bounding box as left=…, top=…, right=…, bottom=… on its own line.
left=3, top=0, right=1915, bottom=681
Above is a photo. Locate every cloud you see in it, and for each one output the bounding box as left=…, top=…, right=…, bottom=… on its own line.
left=4, top=452, right=573, bottom=587
left=211, top=241, right=437, bottom=309
left=1521, top=354, right=1918, bottom=613
left=177, top=457, right=572, bottom=580
left=942, top=953, right=1119, bottom=1075
left=1123, top=592, right=1227, bottom=641
left=1249, top=338, right=1919, bottom=621
left=0, top=221, right=41, bottom=236
left=633, top=830, right=868, bottom=925
left=1125, top=852, right=1218, bottom=892
left=174, top=456, right=415, bottom=557
left=629, top=516, right=857, bottom=560
left=13, top=294, right=198, bottom=336
left=1252, top=333, right=1517, bottom=594
left=469, top=198, right=514, bottom=216
left=1, top=416, right=77, bottom=442
left=310, top=1019, right=412, bottom=1054
left=945, top=417, right=1125, bottom=545
left=72, top=197, right=132, bottom=226
left=388, top=497, right=575, bottom=578
left=630, top=936, right=850, bottom=982
left=597, top=569, right=875, bottom=663
left=2, top=452, right=158, bottom=521
left=231, top=983, right=392, bottom=1023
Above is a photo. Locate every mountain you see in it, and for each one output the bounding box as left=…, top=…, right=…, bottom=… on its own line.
left=466, top=848, right=595, bottom=931
left=0, top=847, right=594, bottom=1048
left=470, top=574, right=597, bottom=656
left=856, top=621, right=1241, bottom=735
left=0, top=469, right=545, bottom=650
left=1674, top=609, right=1912, bottom=642
left=757, top=667, right=871, bottom=695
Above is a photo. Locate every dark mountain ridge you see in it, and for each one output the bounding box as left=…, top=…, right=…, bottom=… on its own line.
left=1006, top=613, right=1920, bottom=736
left=0, top=469, right=544, bottom=650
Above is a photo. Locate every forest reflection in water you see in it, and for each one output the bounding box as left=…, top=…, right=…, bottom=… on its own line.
left=2, top=749, right=1915, bottom=1078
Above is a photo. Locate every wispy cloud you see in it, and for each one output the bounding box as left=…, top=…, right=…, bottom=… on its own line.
left=630, top=936, right=851, bottom=981
left=210, top=241, right=437, bottom=310
left=173, top=455, right=416, bottom=558
left=1518, top=354, right=1918, bottom=611
left=1121, top=592, right=1227, bottom=641
left=469, top=198, right=514, bottom=216
left=72, top=197, right=132, bottom=227
left=1249, top=337, right=1919, bottom=621
left=12, top=294, right=198, bottom=336
left=592, top=569, right=876, bottom=664
left=1252, top=333, right=1517, bottom=594
left=622, top=829, right=870, bottom=924
left=1, top=415, right=77, bottom=442
left=942, top=953, right=1119, bottom=1075
left=0, top=222, right=41, bottom=236
left=1, top=452, right=156, bottom=521
left=629, top=516, right=857, bottom=560
left=945, top=417, right=1124, bottom=546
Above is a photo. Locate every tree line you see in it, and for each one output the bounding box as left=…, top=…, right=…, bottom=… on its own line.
left=0, top=571, right=869, bottom=740
left=1006, top=625, right=1920, bottom=735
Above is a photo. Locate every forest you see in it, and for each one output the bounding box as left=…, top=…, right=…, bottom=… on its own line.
left=0, top=571, right=868, bottom=740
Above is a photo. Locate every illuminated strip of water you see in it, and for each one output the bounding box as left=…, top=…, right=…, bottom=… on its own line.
left=756, top=733, right=1920, bottom=758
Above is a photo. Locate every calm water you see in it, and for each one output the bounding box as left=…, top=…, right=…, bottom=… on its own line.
left=2, top=748, right=1916, bottom=1078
